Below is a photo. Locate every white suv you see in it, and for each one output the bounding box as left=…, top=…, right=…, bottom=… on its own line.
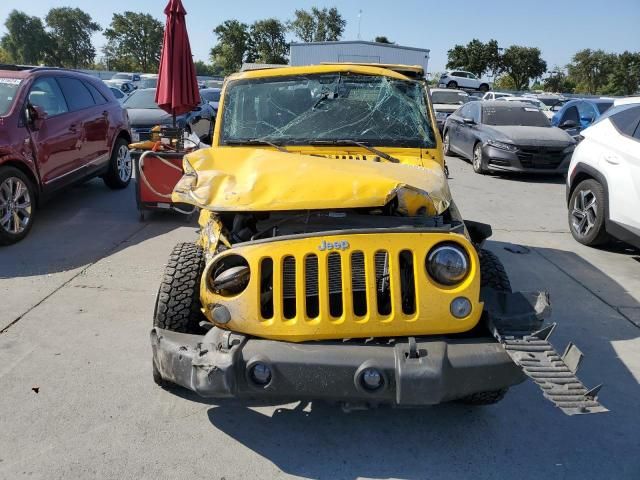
left=566, top=103, right=640, bottom=248
left=438, top=70, right=490, bottom=92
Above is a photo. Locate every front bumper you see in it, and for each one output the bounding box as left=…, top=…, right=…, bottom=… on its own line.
left=151, top=327, right=525, bottom=405
left=482, top=144, right=572, bottom=174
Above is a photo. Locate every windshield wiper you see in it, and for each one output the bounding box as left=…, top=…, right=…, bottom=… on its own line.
left=225, top=139, right=289, bottom=153
left=309, top=140, right=400, bottom=163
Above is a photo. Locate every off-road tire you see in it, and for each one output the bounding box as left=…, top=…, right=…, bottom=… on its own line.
left=568, top=179, right=611, bottom=247
left=447, top=81, right=458, bottom=89
left=0, top=166, right=37, bottom=246
left=153, top=242, right=206, bottom=333
left=479, top=248, right=512, bottom=292
left=460, top=388, right=508, bottom=405
left=103, top=137, right=132, bottom=189
left=457, top=249, right=511, bottom=405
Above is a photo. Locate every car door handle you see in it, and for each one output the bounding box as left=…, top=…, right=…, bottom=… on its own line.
left=604, top=154, right=620, bottom=165
left=69, top=123, right=78, bottom=132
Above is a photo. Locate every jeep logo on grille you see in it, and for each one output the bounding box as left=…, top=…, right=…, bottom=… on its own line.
left=319, top=240, right=350, bottom=251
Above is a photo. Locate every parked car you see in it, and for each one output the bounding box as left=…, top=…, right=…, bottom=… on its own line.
left=123, top=88, right=214, bottom=143
left=551, top=98, right=614, bottom=138
left=109, top=72, right=141, bottom=89
left=438, top=70, right=490, bottom=92
left=108, top=86, right=127, bottom=103
left=482, top=91, right=513, bottom=101
left=499, top=96, right=554, bottom=119
left=0, top=65, right=132, bottom=245
left=199, top=87, right=221, bottom=113
left=430, top=88, right=470, bottom=131
left=104, top=79, right=135, bottom=94
left=443, top=100, right=575, bottom=174
left=614, top=96, right=640, bottom=107
left=139, top=74, right=158, bottom=90
left=566, top=103, right=640, bottom=248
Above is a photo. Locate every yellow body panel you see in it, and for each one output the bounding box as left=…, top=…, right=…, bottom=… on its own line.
left=200, top=232, right=482, bottom=342
left=173, top=146, right=451, bottom=214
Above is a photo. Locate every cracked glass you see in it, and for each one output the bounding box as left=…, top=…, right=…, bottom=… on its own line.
left=221, top=73, right=436, bottom=148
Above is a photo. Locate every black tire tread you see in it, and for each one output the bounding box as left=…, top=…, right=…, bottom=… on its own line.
left=478, top=248, right=512, bottom=292
left=154, top=242, right=205, bottom=333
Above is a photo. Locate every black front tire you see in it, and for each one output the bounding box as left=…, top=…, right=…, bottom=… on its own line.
left=447, top=81, right=458, bottom=89
left=443, top=131, right=453, bottom=156
left=568, top=179, right=610, bottom=247
left=103, top=137, right=132, bottom=190
left=479, top=83, right=489, bottom=93
left=0, top=166, right=37, bottom=246
left=457, top=249, right=512, bottom=406
left=153, top=242, right=206, bottom=333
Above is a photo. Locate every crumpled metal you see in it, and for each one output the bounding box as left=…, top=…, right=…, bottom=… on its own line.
left=172, top=146, right=451, bottom=215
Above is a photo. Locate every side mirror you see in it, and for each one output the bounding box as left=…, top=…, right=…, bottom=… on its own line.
left=463, top=117, right=476, bottom=125
left=27, top=104, right=46, bottom=131
left=580, top=115, right=594, bottom=124
left=560, top=120, right=578, bottom=129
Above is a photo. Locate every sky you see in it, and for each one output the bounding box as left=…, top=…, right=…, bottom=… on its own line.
left=1, top=0, right=639, bottom=75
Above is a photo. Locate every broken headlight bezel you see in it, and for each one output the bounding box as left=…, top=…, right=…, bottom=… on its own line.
left=208, top=254, right=250, bottom=296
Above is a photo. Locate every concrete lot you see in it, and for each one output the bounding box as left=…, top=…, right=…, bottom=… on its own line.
left=1, top=155, right=639, bottom=479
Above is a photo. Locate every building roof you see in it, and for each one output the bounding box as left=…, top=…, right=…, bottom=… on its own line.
left=289, top=40, right=430, bottom=54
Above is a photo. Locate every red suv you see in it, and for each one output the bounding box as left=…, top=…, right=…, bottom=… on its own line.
left=0, top=65, right=132, bottom=245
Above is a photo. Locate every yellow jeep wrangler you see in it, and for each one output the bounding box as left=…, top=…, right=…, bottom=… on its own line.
left=150, top=64, right=605, bottom=414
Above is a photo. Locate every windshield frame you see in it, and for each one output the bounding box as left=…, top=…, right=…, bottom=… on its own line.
left=219, top=73, right=437, bottom=149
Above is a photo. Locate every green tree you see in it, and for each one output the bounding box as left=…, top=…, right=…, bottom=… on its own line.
left=0, top=10, right=50, bottom=65
left=247, top=19, right=288, bottom=64
left=543, top=67, right=575, bottom=93
left=45, top=7, right=101, bottom=68
left=604, top=51, right=640, bottom=95
left=289, top=7, right=346, bottom=42
left=210, top=20, right=250, bottom=75
left=493, top=74, right=516, bottom=90
left=567, top=49, right=616, bottom=94
left=0, top=47, right=12, bottom=63
left=500, top=45, right=547, bottom=91
left=446, top=39, right=501, bottom=78
left=104, top=12, right=164, bottom=72
left=374, top=36, right=393, bottom=44
left=194, top=60, right=223, bottom=76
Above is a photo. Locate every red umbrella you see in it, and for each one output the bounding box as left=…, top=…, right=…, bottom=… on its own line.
left=155, top=0, right=200, bottom=125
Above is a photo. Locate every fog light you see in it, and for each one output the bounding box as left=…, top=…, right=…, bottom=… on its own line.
left=210, top=304, right=231, bottom=324
left=361, top=368, right=383, bottom=391
left=450, top=297, right=472, bottom=318
left=249, top=363, right=272, bottom=386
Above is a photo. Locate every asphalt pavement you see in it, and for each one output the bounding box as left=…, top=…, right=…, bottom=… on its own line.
left=1, top=156, right=639, bottom=479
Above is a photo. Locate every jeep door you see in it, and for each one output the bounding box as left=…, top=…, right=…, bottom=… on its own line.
left=56, top=76, right=110, bottom=173
left=25, top=76, right=80, bottom=187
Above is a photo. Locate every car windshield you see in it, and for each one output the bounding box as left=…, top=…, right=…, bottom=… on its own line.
left=221, top=73, right=436, bottom=148
left=202, top=90, right=221, bottom=102
left=510, top=98, right=547, bottom=109
left=113, top=73, right=132, bottom=80
left=0, top=78, right=21, bottom=116
left=482, top=105, right=550, bottom=127
left=122, top=90, right=159, bottom=109
left=140, top=78, right=157, bottom=89
left=596, top=102, right=613, bottom=114
left=432, top=91, right=469, bottom=105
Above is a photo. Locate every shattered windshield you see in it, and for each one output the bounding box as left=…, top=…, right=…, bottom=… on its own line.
left=221, top=73, right=436, bottom=148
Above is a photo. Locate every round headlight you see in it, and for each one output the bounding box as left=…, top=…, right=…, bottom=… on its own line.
left=426, top=243, right=470, bottom=286
left=208, top=254, right=250, bottom=296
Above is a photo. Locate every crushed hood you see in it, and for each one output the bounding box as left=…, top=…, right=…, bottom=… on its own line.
left=172, top=147, right=451, bottom=215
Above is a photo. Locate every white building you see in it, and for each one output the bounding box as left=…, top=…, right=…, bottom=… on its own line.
left=290, top=41, right=430, bottom=74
